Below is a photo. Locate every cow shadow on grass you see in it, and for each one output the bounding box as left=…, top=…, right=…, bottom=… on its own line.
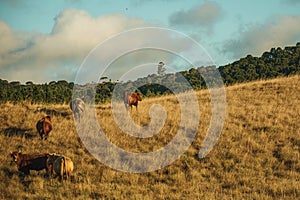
left=34, top=107, right=70, bottom=118
left=18, top=174, right=33, bottom=188
left=18, top=172, right=48, bottom=188
left=2, top=167, right=14, bottom=179
left=3, top=127, right=35, bottom=139
left=2, top=167, right=32, bottom=188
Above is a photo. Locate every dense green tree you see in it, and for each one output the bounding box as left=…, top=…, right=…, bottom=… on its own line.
left=0, top=42, right=299, bottom=104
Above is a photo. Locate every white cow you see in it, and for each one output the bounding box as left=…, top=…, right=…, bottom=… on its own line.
left=70, top=98, right=85, bottom=121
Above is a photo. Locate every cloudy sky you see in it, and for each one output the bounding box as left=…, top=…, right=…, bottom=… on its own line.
left=1, top=0, right=300, bottom=83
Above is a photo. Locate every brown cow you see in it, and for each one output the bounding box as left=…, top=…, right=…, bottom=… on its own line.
left=36, top=115, right=52, bottom=140
left=10, top=151, right=49, bottom=175
left=47, top=154, right=74, bottom=181
left=70, top=98, right=85, bottom=121
left=124, top=91, right=142, bottom=111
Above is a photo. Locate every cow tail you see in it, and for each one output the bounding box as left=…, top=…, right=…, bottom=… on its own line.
left=60, top=157, right=64, bottom=180
left=64, top=157, right=69, bottom=179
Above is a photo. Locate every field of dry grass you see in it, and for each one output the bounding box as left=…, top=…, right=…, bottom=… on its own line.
left=0, top=75, right=299, bottom=199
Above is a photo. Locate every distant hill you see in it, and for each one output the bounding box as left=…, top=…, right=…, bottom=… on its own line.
left=0, top=42, right=299, bottom=104
left=218, top=42, right=300, bottom=84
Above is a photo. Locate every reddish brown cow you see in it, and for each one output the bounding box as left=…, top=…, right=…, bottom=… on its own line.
left=36, top=115, right=52, bottom=140
left=124, top=91, right=142, bottom=111
left=10, top=152, right=49, bottom=175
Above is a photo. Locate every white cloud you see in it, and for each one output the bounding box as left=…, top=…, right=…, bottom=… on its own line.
left=222, top=15, right=300, bottom=60
left=1, top=8, right=210, bottom=84
left=169, top=1, right=223, bottom=32
left=0, top=9, right=147, bottom=83
left=0, top=21, right=24, bottom=55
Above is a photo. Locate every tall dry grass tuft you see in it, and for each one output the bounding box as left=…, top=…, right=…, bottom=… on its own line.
left=0, top=75, right=299, bottom=199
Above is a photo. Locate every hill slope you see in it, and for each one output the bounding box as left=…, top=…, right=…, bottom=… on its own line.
left=0, top=75, right=299, bottom=199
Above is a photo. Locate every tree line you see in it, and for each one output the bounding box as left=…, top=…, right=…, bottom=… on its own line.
left=1, top=42, right=299, bottom=104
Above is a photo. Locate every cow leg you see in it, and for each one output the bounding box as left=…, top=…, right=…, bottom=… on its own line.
left=39, top=131, right=43, bottom=139
left=74, top=112, right=79, bottom=121
left=47, top=164, right=53, bottom=178
left=50, top=167, right=53, bottom=178
left=24, top=169, right=30, bottom=175
left=60, top=158, right=64, bottom=181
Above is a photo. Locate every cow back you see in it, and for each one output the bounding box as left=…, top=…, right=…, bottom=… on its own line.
left=43, top=116, right=52, bottom=133
left=20, top=156, right=48, bottom=171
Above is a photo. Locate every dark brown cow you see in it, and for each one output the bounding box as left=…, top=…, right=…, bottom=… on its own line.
left=36, top=115, right=52, bottom=140
left=10, top=152, right=49, bottom=175
left=46, top=153, right=61, bottom=177
left=124, top=91, right=142, bottom=111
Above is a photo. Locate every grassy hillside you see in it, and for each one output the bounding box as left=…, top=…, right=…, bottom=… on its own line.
left=0, top=75, right=299, bottom=199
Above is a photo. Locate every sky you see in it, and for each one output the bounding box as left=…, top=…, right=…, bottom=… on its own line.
left=1, top=0, right=300, bottom=83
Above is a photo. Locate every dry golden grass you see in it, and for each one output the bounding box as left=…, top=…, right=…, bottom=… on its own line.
left=0, top=75, right=299, bottom=199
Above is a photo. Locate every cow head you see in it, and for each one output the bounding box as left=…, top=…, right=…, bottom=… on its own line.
left=10, top=151, right=21, bottom=163
left=45, top=115, right=51, bottom=121
left=136, top=92, right=142, bottom=101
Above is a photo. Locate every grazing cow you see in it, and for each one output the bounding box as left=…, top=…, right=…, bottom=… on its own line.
left=70, top=98, right=85, bottom=121
left=36, top=116, right=52, bottom=140
left=46, top=153, right=61, bottom=177
left=10, top=151, right=49, bottom=175
left=47, top=154, right=74, bottom=181
left=124, top=91, right=142, bottom=111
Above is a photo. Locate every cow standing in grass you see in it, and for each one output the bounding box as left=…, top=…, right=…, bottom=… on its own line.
left=36, top=115, right=52, bottom=140
left=70, top=98, right=85, bottom=121
left=124, top=91, right=142, bottom=112
left=10, top=151, right=49, bottom=175
left=47, top=153, right=74, bottom=181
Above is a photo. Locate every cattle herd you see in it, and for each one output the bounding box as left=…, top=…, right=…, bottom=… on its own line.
left=9, top=92, right=142, bottom=182
left=10, top=151, right=74, bottom=181
left=9, top=98, right=85, bottom=182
